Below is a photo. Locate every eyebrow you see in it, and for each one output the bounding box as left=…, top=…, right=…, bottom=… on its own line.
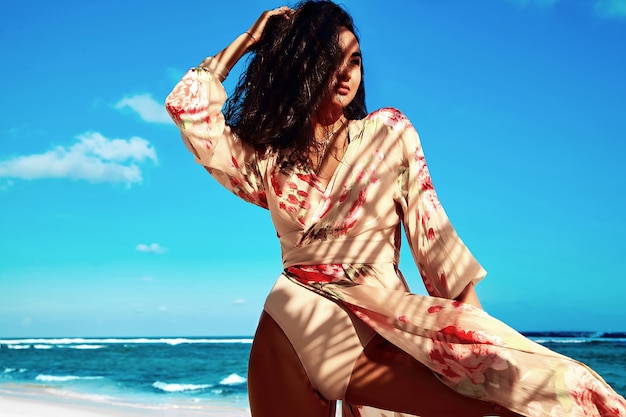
left=351, top=51, right=362, bottom=58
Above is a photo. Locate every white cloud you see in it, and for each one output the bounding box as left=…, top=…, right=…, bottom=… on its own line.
left=115, top=94, right=171, bottom=124
left=595, top=0, right=626, bottom=19
left=136, top=243, right=167, bottom=254
left=0, top=132, right=157, bottom=185
left=233, top=298, right=247, bottom=305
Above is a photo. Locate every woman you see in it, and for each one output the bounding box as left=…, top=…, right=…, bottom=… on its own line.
left=166, top=2, right=626, bottom=416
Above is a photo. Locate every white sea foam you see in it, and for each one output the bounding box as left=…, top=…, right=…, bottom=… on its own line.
left=152, top=381, right=212, bottom=392
left=34, top=344, right=53, bottom=349
left=35, top=374, right=104, bottom=382
left=533, top=338, right=588, bottom=344
left=530, top=337, right=619, bottom=344
left=46, top=388, right=116, bottom=403
left=220, top=374, right=247, bottom=385
left=66, top=344, right=105, bottom=349
left=0, top=337, right=253, bottom=346
left=3, top=368, right=26, bottom=373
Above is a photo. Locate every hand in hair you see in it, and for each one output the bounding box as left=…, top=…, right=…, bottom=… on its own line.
left=211, top=6, right=293, bottom=81
left=247, top=6, right=294, bottom=44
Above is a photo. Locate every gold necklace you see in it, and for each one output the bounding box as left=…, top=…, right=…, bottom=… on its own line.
left=315, top=118, right=345, bottom=175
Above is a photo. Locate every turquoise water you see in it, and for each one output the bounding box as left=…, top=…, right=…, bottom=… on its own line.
left=1, top=332, right=624, bottom=410
left=0, top=337, right=252, bottom=410
left=525, top=331, right=626, bottom=395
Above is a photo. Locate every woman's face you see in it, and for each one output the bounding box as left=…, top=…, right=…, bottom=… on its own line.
left=328, top=27, right=362, bottom=111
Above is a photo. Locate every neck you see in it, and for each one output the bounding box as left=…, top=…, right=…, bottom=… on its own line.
left=312, top=110, right=345, bottom=142
left=313, top=105, right=344, bottom=126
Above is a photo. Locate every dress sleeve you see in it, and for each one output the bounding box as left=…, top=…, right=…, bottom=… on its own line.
left=165, top=57, right=268, bottom=209
left=396, top=116, right=485, bottom=299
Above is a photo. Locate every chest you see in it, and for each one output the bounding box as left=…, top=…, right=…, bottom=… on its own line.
left=266, top=139, right=400, bottom=230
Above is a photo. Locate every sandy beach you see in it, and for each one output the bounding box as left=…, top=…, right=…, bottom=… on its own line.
left=0, top=386, right=251, bottom=417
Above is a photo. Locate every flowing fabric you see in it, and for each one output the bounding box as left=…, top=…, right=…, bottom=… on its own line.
left=166, top=58, right=626, bottom=417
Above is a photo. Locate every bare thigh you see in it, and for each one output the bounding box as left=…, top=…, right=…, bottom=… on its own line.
left=248, top=311, right=336, bottom=417
left=345, top=334, right=523, bottom=417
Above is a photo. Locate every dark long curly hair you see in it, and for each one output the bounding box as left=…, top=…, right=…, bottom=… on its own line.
left=224, top=0, right=367, bottom=166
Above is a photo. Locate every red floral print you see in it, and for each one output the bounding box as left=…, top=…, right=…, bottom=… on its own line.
left=165, top=70, right=207, bottom=124
left=370, top=107, right=412, bottom=131
left=428, top=328, right=509, bottom=384
left=271, top=175, right=283, bottom=197
left=349, top=304, right=394, bottom=331
left=342, top=188, right=367, bottom=233
left=315, top=197, right=333, bottom=220
left=166, top=64, right=626, bottom=417
left=563, top=364, right=626, bottom=416
left=398, top=315, right=410, bottom=323
left=287, top=264, right=344, bottom=284
left=428, top=305, right=443, bottom=314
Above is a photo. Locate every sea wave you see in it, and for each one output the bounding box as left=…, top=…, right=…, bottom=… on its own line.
left=530, top=337, right=626, bottom=344
left=35, top=374, right=104, bottom=382
left=3, top=368, right=26, bottom=374
left=66, top=344, right=105, bottom=349
left=532, top=338, right=589, bottom=344
left=0, top=337, right=253, bottom=347
left=523, top=331, right=626, bottom=339
left=2, top=333, right=624, bottom=347
left=45, top=388, right=116, bottom=404
left=220, top=374, right=247, bottom=385
left=152, top=381, right=212, bottom=392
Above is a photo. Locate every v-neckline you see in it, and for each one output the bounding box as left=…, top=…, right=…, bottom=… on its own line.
left=311, top=120, right=353, bottom=193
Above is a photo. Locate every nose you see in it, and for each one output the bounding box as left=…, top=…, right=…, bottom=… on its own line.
left=338, top=62, right=350, bottom=80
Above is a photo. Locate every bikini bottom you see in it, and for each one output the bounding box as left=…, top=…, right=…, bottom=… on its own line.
left=263, top=273, right=376, bottom=400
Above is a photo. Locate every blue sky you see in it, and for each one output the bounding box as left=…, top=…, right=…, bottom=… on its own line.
left=1, top=0, right=625, bottom=337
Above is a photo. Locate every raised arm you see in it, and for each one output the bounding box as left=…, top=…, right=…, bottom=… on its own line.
left=205, top=6, right=294, bottom=80
left=165, top=6, right=293, bottom=209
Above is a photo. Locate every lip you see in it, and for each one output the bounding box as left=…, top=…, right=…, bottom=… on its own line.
left=336, top=83, right=350, bottom=95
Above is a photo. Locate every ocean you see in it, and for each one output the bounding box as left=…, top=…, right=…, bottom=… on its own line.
left=0, top=337, right=253, bottom=414
left=1, top=332, right=625, bottom=413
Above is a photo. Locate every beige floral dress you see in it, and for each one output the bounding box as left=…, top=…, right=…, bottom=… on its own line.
left=166, top=58, right=626, bottom=417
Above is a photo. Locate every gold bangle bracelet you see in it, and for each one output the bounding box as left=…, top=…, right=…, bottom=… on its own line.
left=245, top=32, right=257, bottom=43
